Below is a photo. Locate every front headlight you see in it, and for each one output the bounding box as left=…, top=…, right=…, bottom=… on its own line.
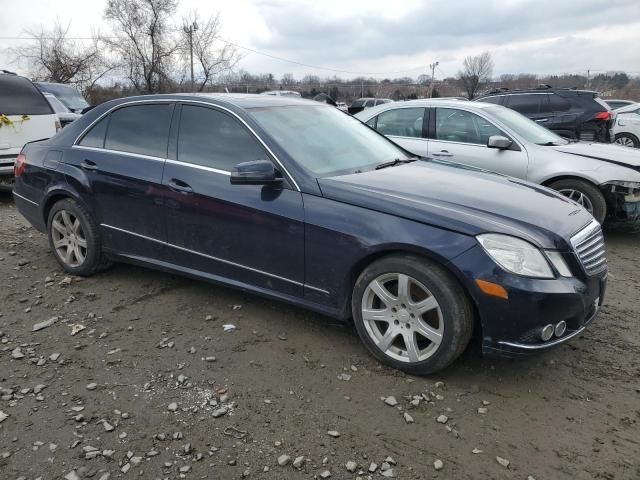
left=477, top=234, right=554, bottom=278
left=602, top=180, right=640, bottom=192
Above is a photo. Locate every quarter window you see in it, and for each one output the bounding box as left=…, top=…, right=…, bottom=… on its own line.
left=105, top=104, right=174, bottom=158
left=79, top=116, right=109, bottom=148
left=177, top=105, right=267, bottom=171
left=375, top=108, right=425, bottom=138
left=435, top=108, right=506, bottom=145
left=506, top=94, right=542, bottom=115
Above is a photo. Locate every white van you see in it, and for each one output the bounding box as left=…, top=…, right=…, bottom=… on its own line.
left=0, top=72, right=60, bottom=187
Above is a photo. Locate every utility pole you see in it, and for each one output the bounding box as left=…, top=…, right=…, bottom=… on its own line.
left=586, top=69, right=590, bottom=89
left=183, top=21, right=199, bottom=93
left=429, top=61, right=439, bottom=98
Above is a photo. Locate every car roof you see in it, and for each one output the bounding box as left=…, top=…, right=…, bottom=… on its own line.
left=354, top=98, right=495, bottom=117
left=616, top=103, right=640, bottom=113
left=479, top=87, right=597, bottom=97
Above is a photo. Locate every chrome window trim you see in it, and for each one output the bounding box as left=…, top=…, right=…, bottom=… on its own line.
left=12, top=191, right=38, bottom=206
left=164, top=159, right=231, bottom=176
left=72, top=145, right=165, bottom=163
left=100, top=223, right=329, bottom=295
left=73, top=98, right=300, bottom=191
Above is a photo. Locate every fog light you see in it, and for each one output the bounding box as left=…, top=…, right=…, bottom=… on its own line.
left=555, top=321, right=567, bottom=337
left=540, top=324, right=554, bottom=342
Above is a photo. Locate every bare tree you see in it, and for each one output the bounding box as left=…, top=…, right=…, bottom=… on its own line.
left=181, top=12, right=242, bottom=92
left=458, top=51, right=494, bottom=99
left=104, top=0, right=180, bottom=93
left=11, top=20, right=110, bottom=95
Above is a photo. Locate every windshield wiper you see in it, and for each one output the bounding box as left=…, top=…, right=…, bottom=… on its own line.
left=375, top=158, right=418, bottom=170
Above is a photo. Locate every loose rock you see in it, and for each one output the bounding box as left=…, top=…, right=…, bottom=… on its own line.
left=496, top=456, right=510, bottom=468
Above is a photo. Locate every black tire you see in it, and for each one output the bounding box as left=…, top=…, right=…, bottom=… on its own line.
left=47, top=198, right=111, bottom=276
left=548, top=178, right=607, bottom=224
left=614, top=133, right=640, bottom=149
left=351, top=254, right=474, bottom=375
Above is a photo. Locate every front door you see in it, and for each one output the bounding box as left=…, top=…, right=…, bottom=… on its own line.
left=161, top=103, right=305, bottom=297
left=428, top=106, right=529, bottom=179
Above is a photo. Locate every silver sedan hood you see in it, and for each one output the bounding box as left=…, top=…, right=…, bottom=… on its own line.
left=551, top=142, right=640, bottom=170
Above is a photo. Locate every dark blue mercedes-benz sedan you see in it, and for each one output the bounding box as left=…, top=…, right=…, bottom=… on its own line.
left=12, top=94, right=608, bottom=374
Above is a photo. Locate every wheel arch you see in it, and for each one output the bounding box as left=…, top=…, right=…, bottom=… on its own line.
left=41, top=186, right=87, bottom=226
left=540, top=174, right=601, bottom=189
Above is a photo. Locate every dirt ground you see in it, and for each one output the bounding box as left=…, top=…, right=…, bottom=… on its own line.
left=0, top=189, right=638, bottom=480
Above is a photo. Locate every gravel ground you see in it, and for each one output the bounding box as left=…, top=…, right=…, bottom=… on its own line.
left=0, top=189, right=639, bottom=480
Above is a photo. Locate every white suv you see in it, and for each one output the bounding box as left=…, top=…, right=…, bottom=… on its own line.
left=0, top=72, right=59, bottom=187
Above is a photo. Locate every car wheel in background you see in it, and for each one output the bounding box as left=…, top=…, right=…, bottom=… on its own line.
left=549, top=179, right=607, bottom=224
left=47, top=199, right=111, bottom=276
left=352, top=254, right=474, bottom=375
left=614, top=133, right=640, bottom=148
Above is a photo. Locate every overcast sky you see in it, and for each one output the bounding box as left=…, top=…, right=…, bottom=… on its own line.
left=1, top=0, right=639, bottom=80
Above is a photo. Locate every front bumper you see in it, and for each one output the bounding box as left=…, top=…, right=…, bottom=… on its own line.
left=449, top=244, right=607, bottom=357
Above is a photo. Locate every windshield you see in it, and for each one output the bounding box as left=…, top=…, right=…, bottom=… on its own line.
left=37, top=83, right=89, bottom=111
left=249, top=105, right=410, bottom=176
left=485, top=105, right=569, bottom=145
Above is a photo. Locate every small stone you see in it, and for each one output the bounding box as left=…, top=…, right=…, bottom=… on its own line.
left=434, top=459, right=443, bottom=470
left=179, top=465, right=191, bottom=473
left=33, top=316, right=59, bottom=331
left=293, top=456, right=305, bottom=468
left=167, top=402, right=178, bottom=412
left=86, top=383, right=97, bottom=391
left=277, top=454, right=291, bottom=466
left=50, top=353, right=61, bottom=361
left=103, top=421, right=115, bottom=432
left=381, top=470, right=395, bottom=478
left=369, top=462, right=378, bottom=473
left=436, top=414, right=449, bottom=424
left=385, top=456, right=396, bottom=465
left=11, top=348, right=24, bottom=359
left=121, top=464, right=131, bottom=474
left=496, top=456, right=510, bottom=468
left=478, top=407, right=488, bottom=414
left=327, top=430, right=340, bottom=438
left=320, top=471, right=331, bottom=479
left=212, top=407, right=227, bottom=418
left=346, top=461, right=357, bottom=472
left=472, top=448, right=483, bottom=454
left=0, top=411, right=8, bottom=423
left=404, top=412, right=414, bottom=423
left=527, top=476, right=536, bottom=480
left=33, top=384, right=47, bottom=394
left=434, top=381, right=445, bottom=388
left=205, top=356, right=216, bottom=362
left=384, top=396, right=398, bottom=407
left=64, top=471, right=81, bottom=480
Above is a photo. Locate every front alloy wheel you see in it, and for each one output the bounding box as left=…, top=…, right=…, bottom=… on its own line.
left=352, top=254, right=474, bottom=375
left=361, top=273, right=444, bottom=363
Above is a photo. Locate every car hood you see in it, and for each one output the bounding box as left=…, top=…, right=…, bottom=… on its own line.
left=318, top=161, right=594, bottom=249
left=550, top=142, right=640, bottom=170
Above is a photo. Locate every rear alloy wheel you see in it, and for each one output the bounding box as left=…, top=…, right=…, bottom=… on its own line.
left=614, top=133, right=640, bottom=149
left=549, top=179, right=607, bottom=224
left=47, top=199, right=111, bottom=276
left=352, top=254, right=474, bottom=375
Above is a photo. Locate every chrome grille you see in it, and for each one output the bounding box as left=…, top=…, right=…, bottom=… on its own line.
left=571, top=220, right=607, bottom=275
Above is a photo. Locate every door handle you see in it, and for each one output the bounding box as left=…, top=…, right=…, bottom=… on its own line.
left=168, top=179, right=194, bottom=194
left=81, top=159, right=98, bottom=171
left=432, top=151, right=453, bottom=157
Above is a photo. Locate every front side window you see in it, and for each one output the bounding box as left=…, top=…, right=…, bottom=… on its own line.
left=178, top=105, right=267, bottom=171
left=250, top=105, right=410, bottom=176
left=105, top=104, right=174, bottom=158
left=435, top=108, right=505, bottom=145
left=506, top=94, right=542, bottom=115
left=375, top=108, right=425, bottom=138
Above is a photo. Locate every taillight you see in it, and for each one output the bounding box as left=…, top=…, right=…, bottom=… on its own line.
left=14, top=152, right=26, bottom=177
left=594, top=111, right=612, bottom=121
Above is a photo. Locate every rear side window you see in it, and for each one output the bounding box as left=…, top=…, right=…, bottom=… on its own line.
left=0, top=75, right=53, bottom=115
left=506, top=94, right=542, bottom=115
left=351, top=100, right=365, bottom=108
left=548, top=94, right=571, bottom=112
left=375, top=108, right=425, bottom=138
left=105, top=104, right=174, bottom=158
left=79, top=116, right=109, bottom=148
left=178, top=105, right=266, bottom=171
left=478, top=96, right=504, bottom=105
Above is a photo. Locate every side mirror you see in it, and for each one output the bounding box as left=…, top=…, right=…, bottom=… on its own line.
left=487, top=135, right=513, bottom=150
left=230, top=160, right=282, bottom=185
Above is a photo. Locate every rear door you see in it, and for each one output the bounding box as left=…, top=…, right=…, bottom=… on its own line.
left=70, top=102, right=174, bottom=258
left=0, top=75, right=57, bottom=176
left=369, top=107, right=429, bottom=156
left=161, top=103, right=305, bottom=297
left=427, top=106, right=529, bottom=179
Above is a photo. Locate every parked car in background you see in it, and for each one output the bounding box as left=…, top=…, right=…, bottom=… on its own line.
left=612, top=103, right=640, bottom=148
left=348, top=97, right=393, bottom=115
left=0, top=72, right=59, bottom=188
left=35, top=82, right=90, bottom=113
left=475, top=86, right=615, bottom=143
left=43, top=93, right=81, bottom=128
left=356, top=99, right=640, bottom=226
left=12, top=94, right=607, bottom=374
left=336, top=101, right=348, bottom=112
left=260, top=90, right=301, bottom=97
left=604, top=99, right=636, bottom=111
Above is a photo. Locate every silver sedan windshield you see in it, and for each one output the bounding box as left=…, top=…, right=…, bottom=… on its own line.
left=486, top=106, right=569, bottom=146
